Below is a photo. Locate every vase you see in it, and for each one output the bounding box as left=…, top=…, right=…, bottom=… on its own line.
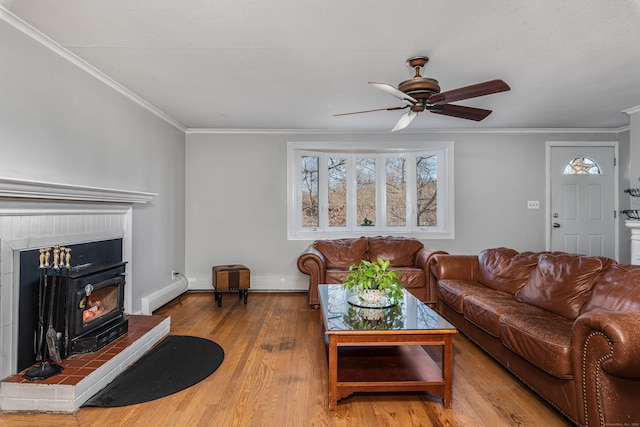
left=357, top=289, right=385, bottom=306
left=358, top=307, right=385, bottom=321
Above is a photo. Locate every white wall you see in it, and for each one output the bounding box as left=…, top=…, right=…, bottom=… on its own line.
left=0, top=20, right=186, bottom=314
left=186, top=130, right=630, bottom=292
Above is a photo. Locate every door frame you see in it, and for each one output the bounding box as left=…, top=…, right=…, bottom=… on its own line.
left=545, top=141, right=619, bottom=260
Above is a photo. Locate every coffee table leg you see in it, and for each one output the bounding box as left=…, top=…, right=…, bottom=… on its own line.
left=443, top=335, right=453, bottom=408
left=328, top=334, right=338, bottom=410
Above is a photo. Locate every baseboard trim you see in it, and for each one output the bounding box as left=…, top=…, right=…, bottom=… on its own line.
left=187, top=275, right=307, bottom=292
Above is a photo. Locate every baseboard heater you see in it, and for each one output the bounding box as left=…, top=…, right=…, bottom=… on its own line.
left=140, top=278, right=188, bottom=315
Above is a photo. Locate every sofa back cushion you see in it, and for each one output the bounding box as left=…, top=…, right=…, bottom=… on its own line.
left=515, top=254, right=604, bottom=319
left=477, top=248, right=540, bottom=295
left=582, top=264, right=640, bottom=314
left=313, top=237, right=368, bottom=269
left=367, top=236, right=424, bottom=267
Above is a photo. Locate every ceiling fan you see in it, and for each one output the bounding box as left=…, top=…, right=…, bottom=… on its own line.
left=335, top=56, right=511, bottom=131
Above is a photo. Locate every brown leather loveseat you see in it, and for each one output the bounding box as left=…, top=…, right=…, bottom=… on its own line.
left=430, top=247, right=640, bottom=427
left=297, top=236, right=446, bottom=307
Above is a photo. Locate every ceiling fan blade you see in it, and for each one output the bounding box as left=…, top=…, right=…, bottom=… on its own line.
left=333, top=105, right=409, bottom=116
left=369, top=82, right=418, bottom=104
left=391, top=110, right=418, bottom=132
left=427, top=79, right=510, bottom=105
left=427, top=104, right=493, bottom=121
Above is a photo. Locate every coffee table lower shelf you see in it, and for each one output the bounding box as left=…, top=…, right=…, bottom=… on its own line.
left=327, top=334, right=453, bottom=410
left=335, top=345, right=446, bottom=401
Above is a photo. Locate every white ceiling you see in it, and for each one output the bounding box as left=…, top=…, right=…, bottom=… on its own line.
left=2, top=0, right=640, bottom=132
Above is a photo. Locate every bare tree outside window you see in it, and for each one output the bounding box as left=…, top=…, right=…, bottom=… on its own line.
left=386, top=157, right=406, bottom=226
left=417, top=156, right=437, bottom=227
left=301, top=156, right=319, bottom=227
left=328, top=157, right=347, bottom=227
left=356, top=158, right=376, bottom=226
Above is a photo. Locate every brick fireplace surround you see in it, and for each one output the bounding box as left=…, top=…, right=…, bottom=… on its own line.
left=0, top=177, right=166, bottom=413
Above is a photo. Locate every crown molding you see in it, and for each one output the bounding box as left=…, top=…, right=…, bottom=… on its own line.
left=623, top=105, right=640, bottom=115
left=186, top=126, right=629, bottom=135
left=0, top=6, right=186, bottom=133
left=0, top=177, right=157, bottom=204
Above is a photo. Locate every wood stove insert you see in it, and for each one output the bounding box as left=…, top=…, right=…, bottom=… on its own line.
left=17, top=239, right=127, bottom=374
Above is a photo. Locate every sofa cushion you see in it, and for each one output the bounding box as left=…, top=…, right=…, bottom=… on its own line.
left=515, top=254, right=603, bottom=319
left=438, top=279, right=490, bottom=314
left=499, top=313, right=574, bottom=379
left=582, top=264, right=640, bottom=314
left=477, top=248, right=540, bottom=295
left=313, top=237, right=368, bottom=269
left=367, top=236, right=423, bottom=267
left=395, top=267, right=425, bottom=289
left=463, top=293, right=553, bottom=337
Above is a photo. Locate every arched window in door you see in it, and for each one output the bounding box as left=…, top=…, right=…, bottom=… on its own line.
left=563, top=156, right=601, bottom=175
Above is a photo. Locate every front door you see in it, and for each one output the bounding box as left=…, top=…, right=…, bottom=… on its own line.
left=549, top=145, right=616, bottom=258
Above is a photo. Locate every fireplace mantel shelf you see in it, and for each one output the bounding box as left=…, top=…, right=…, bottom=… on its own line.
left=0, top=177, right=157, bottom=204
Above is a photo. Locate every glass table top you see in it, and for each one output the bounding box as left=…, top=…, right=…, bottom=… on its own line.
left=318, top=284, right=456, bottom=332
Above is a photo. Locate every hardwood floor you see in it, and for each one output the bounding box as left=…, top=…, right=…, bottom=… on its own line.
left=0, top=292, right=573, bottom=427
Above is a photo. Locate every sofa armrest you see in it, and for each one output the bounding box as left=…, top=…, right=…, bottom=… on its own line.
left=415, top=248, right=448, bottom=305
left=429, top=254, right=479, bottom=282
left=572, top=311, right=640, bottom=426
left=573, top=311, right=640, bottom=378
left=297, top=244, right=327, bottom=307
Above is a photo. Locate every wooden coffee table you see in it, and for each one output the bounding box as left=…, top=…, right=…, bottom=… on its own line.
left=318, top=284, right=457, bottom=410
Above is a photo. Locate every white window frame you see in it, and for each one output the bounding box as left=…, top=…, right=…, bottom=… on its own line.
left=287, top=141, right=455, bottom=240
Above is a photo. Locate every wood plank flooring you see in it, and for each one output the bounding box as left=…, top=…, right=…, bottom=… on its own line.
left=0, top=292, right=573, bottom=427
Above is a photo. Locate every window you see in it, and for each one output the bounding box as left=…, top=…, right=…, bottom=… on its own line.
left=563, top=156, right=601, bottom=175
left=288, top=142, right=454, bottom=239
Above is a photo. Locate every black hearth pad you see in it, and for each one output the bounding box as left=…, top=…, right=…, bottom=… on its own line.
left=82, top=335, right=224, bottom=407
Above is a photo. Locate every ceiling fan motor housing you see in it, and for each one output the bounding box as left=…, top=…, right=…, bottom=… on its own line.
left=398, top=56, right=441, bottom=100
left=398, top=77, right=440, bottom=100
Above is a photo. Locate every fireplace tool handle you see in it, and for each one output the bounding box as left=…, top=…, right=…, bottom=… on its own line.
left=45, top=246, right=62, bottom=363
left=62, top=248, right=71, bottom=357
left=35, top=249, right=46, bottom=361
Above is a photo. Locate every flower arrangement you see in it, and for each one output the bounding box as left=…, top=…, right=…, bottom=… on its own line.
left=342, top=257, right=404, bottom=303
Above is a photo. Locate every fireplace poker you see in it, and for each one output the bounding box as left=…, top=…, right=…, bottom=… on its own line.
left=39, top=247, right=51, bottom=360
left=45, top=246, right=62, bottom=363
left=62, top=247, right=71, bottom=356
left=35, top=249, right=46, bottom=361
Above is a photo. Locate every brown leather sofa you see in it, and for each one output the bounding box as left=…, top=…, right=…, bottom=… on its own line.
left=430, top=247, right=640, bottom=427
left=297, top=236, right=446, bottom=307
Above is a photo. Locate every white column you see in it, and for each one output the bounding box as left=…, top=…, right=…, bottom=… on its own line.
left=625, top=220, right=640, bottom=265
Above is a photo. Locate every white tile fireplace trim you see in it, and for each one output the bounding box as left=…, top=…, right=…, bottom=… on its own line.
left=0, top=177, right=156, bottom=380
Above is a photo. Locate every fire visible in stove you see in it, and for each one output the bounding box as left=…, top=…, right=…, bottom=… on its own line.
left=80, top=283, right=118, bottom=324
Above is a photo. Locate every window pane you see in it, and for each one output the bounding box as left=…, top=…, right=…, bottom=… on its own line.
left=417, top=155, right=437, bottom=227
left=328, top=157, right=347, bottom=227
left=301, top=156, right=319, bottom=228
left=386, top=157, right=406, bottom=226
left=563, top=157, right=601, bottom=175
left=356, top=158, right=376, bottom=226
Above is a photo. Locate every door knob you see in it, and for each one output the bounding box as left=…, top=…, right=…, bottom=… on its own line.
left=553, top=223, right=561, bottom=228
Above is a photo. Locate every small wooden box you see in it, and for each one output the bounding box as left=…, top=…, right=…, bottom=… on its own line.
left=212, top=264, right=250, bottom=307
